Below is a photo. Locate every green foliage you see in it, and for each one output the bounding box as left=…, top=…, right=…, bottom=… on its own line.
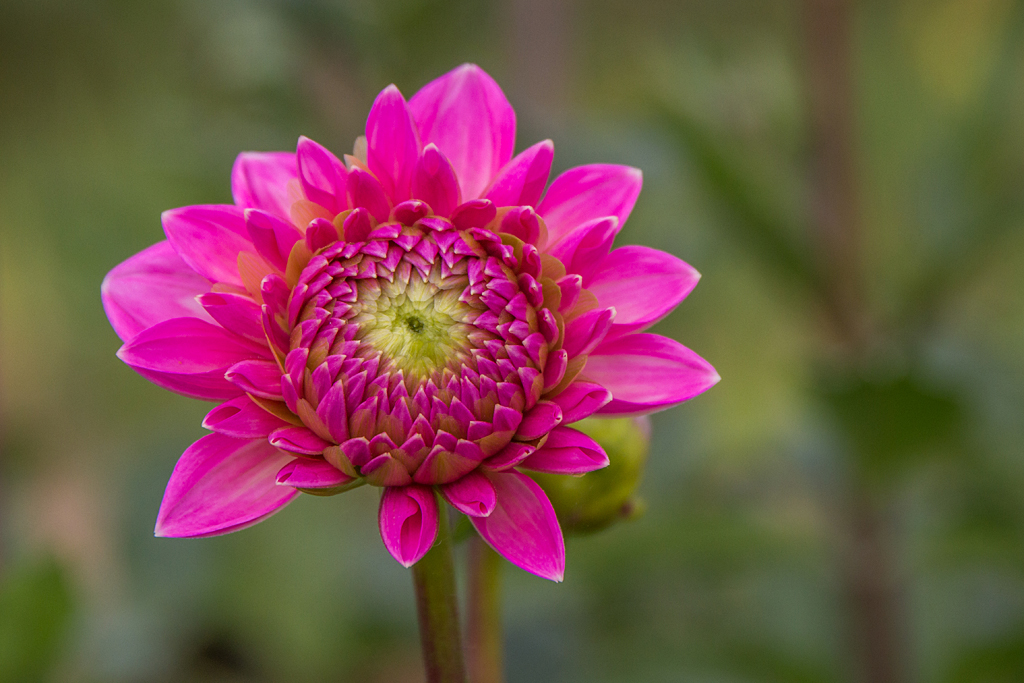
left=818, top=371, right=965, bottom=481
left=0, top=557, right=73, bottom=683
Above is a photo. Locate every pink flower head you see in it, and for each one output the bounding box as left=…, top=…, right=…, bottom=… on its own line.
left=102, top=64, right=718, bottom=581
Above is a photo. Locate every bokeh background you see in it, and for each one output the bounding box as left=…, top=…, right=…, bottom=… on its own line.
left=2, top=0, right=1024, bottom=681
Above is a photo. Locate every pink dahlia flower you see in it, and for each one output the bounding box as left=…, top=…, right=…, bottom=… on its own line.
left=102, top=64, right=718, bottom=581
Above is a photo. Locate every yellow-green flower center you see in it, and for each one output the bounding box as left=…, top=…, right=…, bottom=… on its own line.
left=352, top=273, right=474, bottom=380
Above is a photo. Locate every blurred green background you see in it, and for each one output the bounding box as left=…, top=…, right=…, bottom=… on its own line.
left=2, top=0, right=1024, bottom=681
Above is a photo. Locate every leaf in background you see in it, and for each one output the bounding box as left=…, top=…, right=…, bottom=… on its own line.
left=818, top=371, right=965, bottom=482
left=655, top=101, right=820, bottom=293
left=943, top=627, right=1024, bottom=683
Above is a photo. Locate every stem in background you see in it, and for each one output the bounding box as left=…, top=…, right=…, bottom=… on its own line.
left=841, top=488, right=906, bottom=683
left=803, top=0, right=869, bottom=348
left=412, top=500, right=468, bottom=683
left=466, top=535, right=504, bottom=683
left=802, top=2, right=908, bottom=682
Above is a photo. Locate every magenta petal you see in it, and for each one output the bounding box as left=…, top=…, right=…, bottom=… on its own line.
left=224, top=359, right=284, bottom=400
left=546, top=216, right=619, bottom=286
left=520, top=426, right=609, bottom=475
left=409, top=64, right=516, bottom=200
left=163, top=204, right=252, bottom=287
left=231, top=151, right=299, bottom=220
left=276, top=458, right=354, bottom=489
left=442, top=471, right=497, bottom=517
left=102, top=241, right=212, bottom=342
left=245, top=209, right=302, bottom=272
left=550, top=381, right=612, bottom=423
left=366, top=85, right=421, bottom=203
left=297, top=136, right=349, bottom=215
left=315, top=381, right=349, bottom=443
left=588, top=246, right=701, bottom=338
left=269, top=426, right=332, bottom=455
left=347, top=167, right=391, bottom=223
left=537, top=164, right=643, bottom=245
left=481, top=442, right=535, bottom=471
left=516, top=401, right=563, bottom=440
left=585, top=333, right=719, bottom=415
left=470, top=470, right=565, bottom=581
left=562, top=307, right=615, bottom=358
left=155, top=434, right=297, bottom=538
left=128, top=366, right=243, bottom=402
left=117, top=318, right=269, bottom=400
left=412, top=144, right=461, bottom=218
left=485, top=140, right=554, bottom=208
left=198, top=292, right=265, bottom=343
left=203, top=396, right=291, bottom=438
left=378, top=485, right=439, bottom=567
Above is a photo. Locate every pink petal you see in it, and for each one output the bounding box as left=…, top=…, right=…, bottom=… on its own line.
left=498, top=206, right=543, bottom=244
left=481, top=442, right=535, bottom=472
left=516, top=401, right=563, bottom=440
left=245, top=209, right=302, bottom=272
left=484, top=139, right=554, bottom=208
left=365, top=85, right=421, bottom=203
left=276, top=458, right=354, bottom=489
left=203, top=396, right=291, bottom=438
left=315, top=381, right=349, bottom=443
left=342, top=207, right=374, bottom=242
left=296, top=136, right=349, bottom=215
left=412, top=144, right=461, bottom=217
left=546, top=216, right=619, bottom=286
left=305, top=217, right=338, bottom=252
left=519, top=426, right=609, bottom=475
left=471, top=470, right=565, bottom=581
left=562, top=307, right=615, bottom=358
left=588, top=246, right=701, bottom=338
left=269, top=426, right=332, bottom=455
left=442, top=471, right=497, bottom=517
left=231, top=151, right=299, bottom=220
left=451, top=199, right=496, bottom=230
left=585, top=333, right=719, bottom=415
left=409, top=64, right=516, bottom=200
left=197, top=292, right=265, bottom=343
left=117, top=318, right=269, bottom=401
left=162, top=205, right=252, bottom=287
left=155, top=434, right=297, bottom=537
left=347, top=167, right=391, bottom=223
left=102, top=241, right=212, bottom=342
left=549, top=381, right=612, bottom=423
left=224, top=359, right=284, bottom=400
left=378, top=485, right=439, bottom=567
left=537, top=164, right=642, bottom=245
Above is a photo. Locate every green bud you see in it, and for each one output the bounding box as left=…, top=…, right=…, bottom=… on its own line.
left=531, top=416, right=651, bottom=535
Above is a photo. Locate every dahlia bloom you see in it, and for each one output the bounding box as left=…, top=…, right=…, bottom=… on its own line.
left=102, top=64, right=718, bottom=581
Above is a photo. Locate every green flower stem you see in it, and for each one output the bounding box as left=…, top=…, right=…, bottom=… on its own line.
left=466, top=534, right=504, bottom=683
left=412, top=499, right=468, bottom=683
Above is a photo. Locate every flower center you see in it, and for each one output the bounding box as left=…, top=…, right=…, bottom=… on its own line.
left=282, top=217, right=554, bottom=487
left=352, top=274, right=474, bottom=381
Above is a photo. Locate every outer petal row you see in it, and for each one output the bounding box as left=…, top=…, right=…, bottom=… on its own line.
left=231, top=151, right=299, bottom=220
left=155, top=434, right=298, bottom=538
left=101, top=241, right=212, bottom=342
left=379, top=485, right=439, bottom=567
left=538, top=164, right=642, bottom=246
left=588, top=245, right=701, bottom=338
left=585, top=333, right=719, bottom=415
left=470, top=470, right=565, bottom=582
left=409, top=63, right=516, bottom=201
left=117, top=318, right=271, bottom=401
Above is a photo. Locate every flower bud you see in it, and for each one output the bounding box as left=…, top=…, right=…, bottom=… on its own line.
left=530, top=416, right=650, bottom=534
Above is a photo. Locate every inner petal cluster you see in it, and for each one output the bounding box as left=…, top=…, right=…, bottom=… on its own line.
left=279, top=215, right=552, bottom=487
